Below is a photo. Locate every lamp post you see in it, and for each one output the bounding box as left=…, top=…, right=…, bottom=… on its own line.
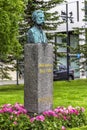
left=61, top=3, right=73, bottom=80
left=16, top=59, right=19, bottom=85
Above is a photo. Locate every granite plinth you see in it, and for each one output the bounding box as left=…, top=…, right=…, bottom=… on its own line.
left=24, top=44, right=53, bottom=115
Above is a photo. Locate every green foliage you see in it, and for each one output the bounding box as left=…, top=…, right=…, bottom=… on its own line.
left=0, top=80, right=87, bottom=129
left=0, top=0, right=26, bottom=79
left=0, top=0, right=25, bottom=58
left=0, top=103, right=86, bottom=130
left=30, top=117, right=62, bottom=130
left=0, top=103, right=31, bottom=130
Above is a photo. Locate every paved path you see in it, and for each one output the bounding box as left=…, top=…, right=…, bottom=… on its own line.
left=0, top=79, right=24, bottom=85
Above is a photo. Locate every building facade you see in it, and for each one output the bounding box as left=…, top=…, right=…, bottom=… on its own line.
left=52, top=0, right=87, bottom=78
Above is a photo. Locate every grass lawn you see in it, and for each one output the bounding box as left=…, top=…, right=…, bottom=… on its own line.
left=0, top=84, right=24, bottom=105
left=0, top=79, right=87, bottom=129
left=53, top=79, right=87, bottom=110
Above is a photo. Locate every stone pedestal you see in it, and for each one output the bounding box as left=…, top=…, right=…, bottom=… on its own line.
left=24, top=44, right=53, bottom=115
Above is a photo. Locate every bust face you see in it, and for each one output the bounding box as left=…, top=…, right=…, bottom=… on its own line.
left=35, top=12, right=45, bottom=25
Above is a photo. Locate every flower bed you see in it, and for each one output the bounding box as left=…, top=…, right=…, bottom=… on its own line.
left=0, top=103, right=86, bottom=130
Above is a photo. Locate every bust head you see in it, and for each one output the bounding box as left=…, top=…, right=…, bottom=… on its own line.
left=32, top=10, right=45, bottom=26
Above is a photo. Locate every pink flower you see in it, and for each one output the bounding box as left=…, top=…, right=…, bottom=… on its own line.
left=68, top=106, right=73, bottom=110
left=62, top=126, right=66, bottom=130
left=14, top=103, right=20, bottom=109
left=81, top=107, right=85, bottom=112
left=30, top=115, right=45, bottom=122
left=13, top=121, right=17, bottom=125
left=74, top=109, right=79, bottom=115
left=43, top=110, right=57, bottom=117
left=54, top=107, right=67, bottom=115
left=3, top=104, right=11, bottom=108
left=0, top=109, right=4, bottom=113
left=30, top=117, right=36, bottom=122
left=10, top=115, right=13, bottom=119
left=36, top=115, right=45, bottom=122
left=13, top=110, right=18, bottom=115
left=5, top=107, right=13, bottom=113
left=63, top=116, right=67, bottom=120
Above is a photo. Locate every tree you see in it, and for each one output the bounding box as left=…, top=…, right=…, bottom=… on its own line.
left=0, top=0, right=25, bottom=59
left=0, top=0, right=26, bottom=79
left=19, top=0, right=64, bottom=69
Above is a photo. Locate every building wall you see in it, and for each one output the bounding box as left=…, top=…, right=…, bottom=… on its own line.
left=51, top=0, right=86, bottom=78
left=51, top=0, right=85, bottom=31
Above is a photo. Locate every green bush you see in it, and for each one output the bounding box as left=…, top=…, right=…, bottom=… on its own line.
left=0, top=103, right=86, bottom=130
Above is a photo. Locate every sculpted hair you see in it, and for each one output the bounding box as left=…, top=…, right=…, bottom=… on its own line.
left=32, top=10, right=44, bottom=22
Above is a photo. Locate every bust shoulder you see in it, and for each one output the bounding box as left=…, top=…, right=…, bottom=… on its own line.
left=29, top=26, right=38, bottom=33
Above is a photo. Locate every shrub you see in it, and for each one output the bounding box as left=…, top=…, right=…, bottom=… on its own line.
left=0, top=103, right=86, bottom=130
left=0, top=103, right=31, bottom=130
